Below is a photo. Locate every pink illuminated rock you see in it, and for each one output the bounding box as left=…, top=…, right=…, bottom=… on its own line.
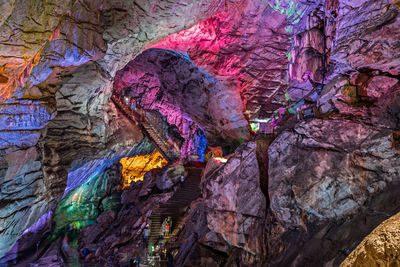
left=114, top=48, right=249, bottom=144
left=360, top=76, right=399, bottom=98
left=149, top=0, right=292, bottom=120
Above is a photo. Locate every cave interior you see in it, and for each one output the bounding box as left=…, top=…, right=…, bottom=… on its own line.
left=1, top=0, right=400, bottom=266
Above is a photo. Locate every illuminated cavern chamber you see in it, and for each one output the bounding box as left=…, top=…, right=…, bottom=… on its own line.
left=1, top=0, right=400, bottom=266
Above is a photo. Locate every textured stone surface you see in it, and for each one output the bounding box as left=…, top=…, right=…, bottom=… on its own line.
left=0, top=0, right=74, bottom=100
left=155, top=162, right=187, bottom=191
left=1, top=0, right=400, bottom=265
left=0, top=0, right=227, bottom=254
left=149, top=0, right=293, bottom=120
left=52, top=160, right=122, bottom=235
left=77, top=167, right=175, bottom=263
left=267, top=118, right=400, bottom=266
left=202, top=142, right=266, bottom=254
left=333, top=0, right=400, bottom=75
left=341, top=211, right=400, bottom=266
left=174, top=142, right=267, bottom=266
left=0, top=147, right=49, bottom=255
left=114, top=48, right=249, bottom=144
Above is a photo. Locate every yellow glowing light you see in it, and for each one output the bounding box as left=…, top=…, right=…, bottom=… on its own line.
left=120, top=151, right=167, bottom=189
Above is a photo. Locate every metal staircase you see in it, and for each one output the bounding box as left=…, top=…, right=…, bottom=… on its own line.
left=148, top=166, right=203, bottom=244
left=110, top=94, right=175, bottom=162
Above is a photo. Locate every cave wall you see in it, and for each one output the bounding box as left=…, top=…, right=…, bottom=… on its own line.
left=113, top=48, right=249, bottom=145
left=0, top=0, right=228, bottom=257
left=341, top=211, right=400, bottom=266
left=0, top=0, right=400, bottom=265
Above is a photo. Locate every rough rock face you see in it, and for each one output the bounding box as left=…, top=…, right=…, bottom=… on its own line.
left=155, top=163, right=187, bottom=191
left=265, top=1, right=400, bottom=264
left=114, top=48, right=249, bottom=144
left=341, top=211, right=400, bottom=266
left=0, top=0, right=315, bottom=256
left=333, top=0, right=400, bottom=76
left=0, top=0, right=75, bottom=100
left=267, top=118, right=400, bottom=266
left=149, top=0, right=294, bottom=120
left=0, top=0, right=229, bottom=256
left=175, top=142, right=267, bottom=266
left=0, top=147, right=48, bottom=255
left=1, top=0, right=400, bottom=265
left=52, top=160, right=122, bottom=235
left=202, top=142, right=266, bottom=256
left=73, top=142, right=266, bottom=266
left=78, top=167, right=176, bottom=263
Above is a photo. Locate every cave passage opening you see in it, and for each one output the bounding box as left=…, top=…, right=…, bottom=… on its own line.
left=112, top=48, right=251, bottom=187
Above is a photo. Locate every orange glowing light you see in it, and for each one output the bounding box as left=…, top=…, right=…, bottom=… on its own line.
left=0, top=23, right=61, bottom=101
left=120, top=151, right=167, bottom=189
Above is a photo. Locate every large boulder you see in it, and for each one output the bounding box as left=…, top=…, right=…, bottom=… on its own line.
left=341, top=211, right=400, bottom=266
left=267, top=118, right=400, bottom=266
left=202, top=142, right=266, bottom=255
left=175, top=142, right=267, bottom=266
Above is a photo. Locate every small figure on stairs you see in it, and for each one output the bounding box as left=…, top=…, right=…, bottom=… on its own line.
left=143, top=223, right=149, bottom=250
left=167, top=216, right=172, bottom=235
left=161, top=217, right=168, bottom=237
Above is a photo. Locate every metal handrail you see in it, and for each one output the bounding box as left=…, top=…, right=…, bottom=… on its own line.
left=110, top=94, right=173, bottom=162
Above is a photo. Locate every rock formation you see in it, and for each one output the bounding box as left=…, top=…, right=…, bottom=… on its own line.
left=0, top=0, right=400, bottom=266
left=0, top=0, right=227, bottom=256
left=341, top=211, right=400, bottom=266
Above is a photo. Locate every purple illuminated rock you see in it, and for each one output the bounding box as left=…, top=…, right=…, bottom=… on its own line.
left=114, top=48, right=249, bottom=145
left=174, top=142, right=267, bottom=266
left=267, top=118, right=400, bottom=266
left=333, top=0, right=400, bottom=75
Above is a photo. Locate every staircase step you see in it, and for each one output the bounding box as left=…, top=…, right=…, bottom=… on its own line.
left=148, top=167, right=204, bottom=243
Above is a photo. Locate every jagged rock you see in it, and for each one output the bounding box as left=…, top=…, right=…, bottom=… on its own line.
left=114, top=48, right=249, bottom=145
left=0, top=211, right=53, bottom=265
left=51, top=160, right=122, bottom=235
left=78, top=164, right=180, bottom=263
left=175, top=142, right=267, bottom=266
left=341, top=211, right=400, bottom=266
left=149, top=0, right=301, bottom=120
left=96, top=210, right=116, bottom=226
left=289, top=4, right=327, bottom=85
left=0, top=0, right=74, bottom=100
left=317, top=75, right=350, bottom=113
left=155, top=163, right=187, bottom=191
left=267, top=118, right=400, bottom=266
left=288, top=79, right=315, bottom=101
left=333, top=0, right=400, bottom=75
left=0, top=1, right=229, bottom=254
left=202, top=142, right=265, bottom=254
left=359, top=75, right=399, bottom=98
left=0, top=147, right=49, bottom=256
left=26, top=241, right=65, bottom=267
left=2, top=0, right=400, bottom=266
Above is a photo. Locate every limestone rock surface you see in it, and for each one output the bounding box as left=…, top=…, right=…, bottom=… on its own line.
left=174, top=142, right=267, bottom=266
left=114, top=48, right=249, bottom=144
left=0, top=0, right=227, bottom=256
left=267, top=118, right=400, bottom=266
left=341, top=211, right=400, bottom=266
